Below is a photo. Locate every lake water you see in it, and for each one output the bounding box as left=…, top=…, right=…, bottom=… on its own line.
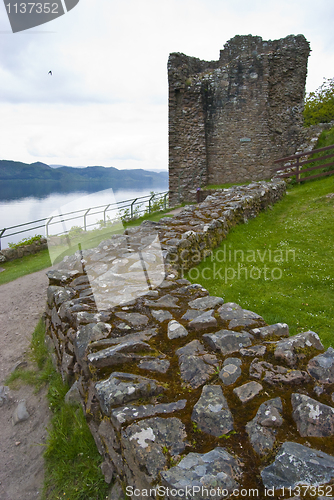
left=0, top=185, right=168, bottom=248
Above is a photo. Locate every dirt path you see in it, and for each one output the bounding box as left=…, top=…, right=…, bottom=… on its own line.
left=0, top=268, right=51, bottom=500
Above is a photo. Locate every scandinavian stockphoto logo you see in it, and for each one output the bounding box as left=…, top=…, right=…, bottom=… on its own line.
left=46, top=188, right=165, bottom=312
left=3, top=0, right=80, bottom=33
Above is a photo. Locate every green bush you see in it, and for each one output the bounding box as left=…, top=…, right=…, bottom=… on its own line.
left=67, top=225, right=84, bottom=238
left=8, top=234, right=43, bottom=249
left=304, top=77, right=334, bottom=126
left=147, top=192, right=166, bottom=213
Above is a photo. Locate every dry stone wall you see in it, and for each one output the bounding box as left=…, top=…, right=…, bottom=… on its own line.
left=168, top=34, right=310, bottom=204
left=44, top=179, right=334, bottom=500
left=0, top=237, right=48, bottom=262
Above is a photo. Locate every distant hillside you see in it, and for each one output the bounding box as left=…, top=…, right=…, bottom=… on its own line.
left=0, top=160, right=168, bottom=187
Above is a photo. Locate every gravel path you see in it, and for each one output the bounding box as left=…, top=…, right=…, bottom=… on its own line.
left=0, top=268, right=51, bottom=500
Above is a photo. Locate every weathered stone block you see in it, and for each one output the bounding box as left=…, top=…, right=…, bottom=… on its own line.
left=251, top=323, right=289, bottom=339
left=176, top=340, right=218, bottom=389
left=203, top=329, right=253, bottom=355
left=233, top=381, right=263, bottom=403
left=111, top=400, right=187, bottom=431
left=161, top=447, right=242, bottom=499
left=167, top=320, right=188, bottom=339
left=274, top=331, right=324, bottom=367
left=246, top=397, right=283, bottom=455
left=261, top=442, right=334, bottom=490
left=308, top=347, right=334, bottom=384
left=191, top=385, right=233, bottom=436
left=219, top=357, right=242, bottom=385
left=187, top=309, right=217, bottom=331
left=95, top=372, right=165, bottom=415
left=87, top=340, right=156, bottom=368
left=122, top=417, right=187, bottom=495
left=291, top=393, right=334, bottom=437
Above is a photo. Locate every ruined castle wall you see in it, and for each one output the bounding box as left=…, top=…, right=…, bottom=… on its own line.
left=168, top=54, right=219, bottom=204
left=168, top=35, right=310, bottom=205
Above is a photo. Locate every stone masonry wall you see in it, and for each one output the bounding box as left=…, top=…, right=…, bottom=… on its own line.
left=44, top=179, right=334, bottom=500
left=0, top=237, right=48, bottom=262
left=168, top=35, right=310, bottom=205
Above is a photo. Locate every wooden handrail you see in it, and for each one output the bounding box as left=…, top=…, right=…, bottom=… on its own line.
left=274, top=144, right=334, bottom=183
left=274, top=144, right=334, bottom=163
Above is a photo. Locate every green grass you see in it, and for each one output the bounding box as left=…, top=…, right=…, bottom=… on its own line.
left=5, top=318, right=110, bottom=500
left=0, top=249, right=52, bottom=285
left=185, top=176, right=334, bottom=347
left=316, top=125, right=334, bottom=152
left=5, top=318, right=54, bottom=389
left=42, top=404, right=109, bottom=500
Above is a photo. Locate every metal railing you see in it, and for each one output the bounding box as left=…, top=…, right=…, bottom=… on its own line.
left=274, top=144, right=334, bottom=183
left=0, top=190, right=169, bottom=250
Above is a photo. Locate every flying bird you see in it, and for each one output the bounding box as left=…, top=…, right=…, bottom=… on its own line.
left=48, top=70, right=52, bottom=75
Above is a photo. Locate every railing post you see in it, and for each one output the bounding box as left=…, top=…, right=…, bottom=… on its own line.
left=103, top=204, right=111, bottom=225
left=84, top=208, right=90, bottom=231
left=296, top=157, right=300, bottom=183
left=46, top=217, right=53, bottom=238
left=149, top=194, right=155, bottom=214
left=0, top=228, right=6, bottom=251
left=131, top=198, right=138, bottom=219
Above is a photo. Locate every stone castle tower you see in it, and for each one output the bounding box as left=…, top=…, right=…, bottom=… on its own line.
left=168, top=34, right=310, bottom=204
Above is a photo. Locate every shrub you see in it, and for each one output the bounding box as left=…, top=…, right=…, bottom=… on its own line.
left=147, top=192, right=166, bottom=213
left=67, top=225, right=84, bottom=238
left=304, top=77, right=334, bottom=126
left=8, top=234, right=43, bottom=249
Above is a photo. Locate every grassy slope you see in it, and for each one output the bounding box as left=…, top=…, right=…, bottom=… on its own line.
left=186, top=176, right=334, bottom=347
left=0, top=249, right=52, bottom=285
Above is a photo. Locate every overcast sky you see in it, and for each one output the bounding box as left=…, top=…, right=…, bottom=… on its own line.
left=0, top=0, right=333, bottom=172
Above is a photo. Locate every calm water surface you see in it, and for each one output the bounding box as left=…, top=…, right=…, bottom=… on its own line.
left=0, top=186, right=167, bottom=248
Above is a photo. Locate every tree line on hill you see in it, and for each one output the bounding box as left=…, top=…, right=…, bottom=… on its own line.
left=0, top=161, right=168, bottom=200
